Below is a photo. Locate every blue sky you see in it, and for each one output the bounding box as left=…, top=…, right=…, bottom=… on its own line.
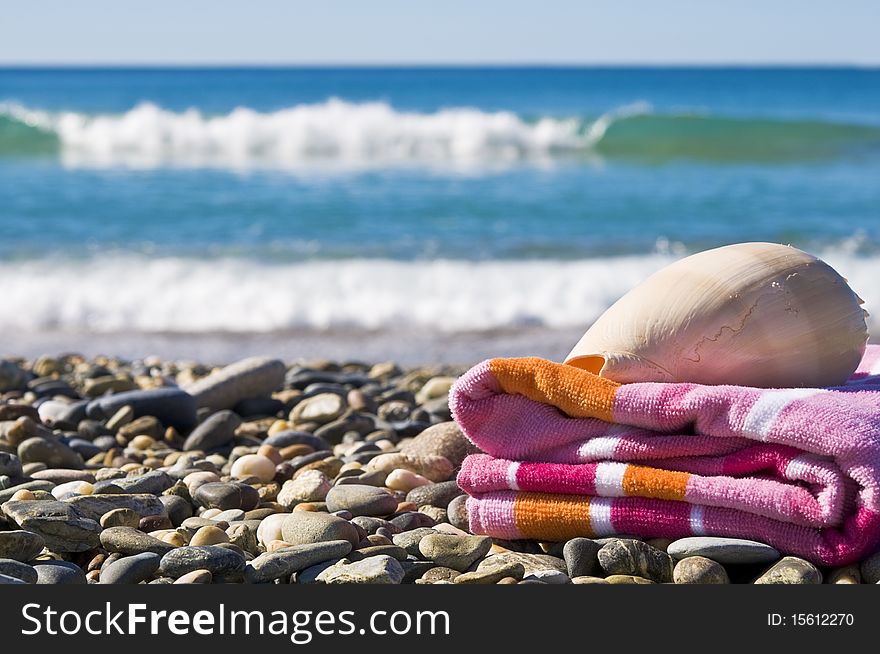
left=1, top=0, right=878, bottom=65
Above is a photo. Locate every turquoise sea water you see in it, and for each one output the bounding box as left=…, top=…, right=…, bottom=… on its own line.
left=1, top=67, right=879, bottom=361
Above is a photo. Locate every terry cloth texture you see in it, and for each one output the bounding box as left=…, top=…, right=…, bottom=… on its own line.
left=451, top=346, right=880, bottom=565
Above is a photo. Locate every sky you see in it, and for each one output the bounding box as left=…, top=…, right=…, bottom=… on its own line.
left=1, top=0, right=878, bottom=66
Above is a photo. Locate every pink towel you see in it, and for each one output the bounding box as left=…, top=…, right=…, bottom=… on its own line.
left=450, top=346, right=880, bottom=565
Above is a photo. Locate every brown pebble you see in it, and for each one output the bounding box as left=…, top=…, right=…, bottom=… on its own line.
left=279, top=444, right=314, bottom=460
left=140, top=514, right=173, bottom=531
left=190, top=526, right=230, bottom=546
left=100, top=508, right=141, bottom=529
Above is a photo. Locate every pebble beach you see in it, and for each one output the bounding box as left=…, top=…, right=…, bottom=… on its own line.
left=1, top=353, right=878, bottom=586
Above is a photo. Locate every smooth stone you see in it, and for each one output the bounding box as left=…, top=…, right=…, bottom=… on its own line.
left=385, top=469, right=432, bottom=492
left=399, top=560, right=436, bottom=584
left=295, top=559, right=343, bottom=584
left=159, top=495, right=193, bottom=526
left=351, top=516, right=399, bottom=536
left=0, top=558, right=37, bottom=583
left=173, top=569, right=213, bottom=584
left=100, top=552, right=161, bottom=584
left=185, top=357, right=286, bottom=411
left=100, top=508, right=141, bottom=529
left=563, top=538, right=602, bottom=578
left=392, top=528, right=438, bottom=558
left=0, top=480, right=56, bottom=504
left=291, top=393, right=346, bottom=425
left=35, top=561, right=87, bottom=585
left=230, top=454, right=276, bottom=483
left=256, top=513, right=288, bottom=547
left=673, top=556, right=730, bottom=584
left=417, top=533, right=492, bottom=572
left=405, top=480, right=464, bottom=508
left=183, top=411, right=242, bottom=452
left=487, top=551, right=568, bottom=577
left=103, top=471, right=174, bottom=495
left=415, top=567, right=460, bottom=585
left=571, top=576, right=610, bottom=584
left=325, top=484, right=399, bottom=517
left=214, top=509, right=246, bottom=523
left=263, top=431, right=330, bottom=452
left=828, top=565, right=861, bottom=584
left=347, top=545, right=408, bottom=562
left=605, top=574, right=655, bottom=585
left=17, top=437, right=83, bottom=469
left=0, top=573, right=28, bottom=584
left=276, top=470, right=331, bottom=509
left=159, top=546, right=246, bottom=579
left=245, top=540, right=353, bottom=583
left=0, top=530, right=45, bottom=561
left=529, top=569, right=571, bottom=584
left=100, top=526, right=176, bottom=555
left=667, top=537, right=781, bottom=565
left=190, top=526, right=230, bottom=546
left=859, top=549, right=880, bottom=584
left=30, top=468, right=94, bottom=484
left=598, top=539, right=674, bottom=583
left=67, top=493, right=166, bottom=521
left=0, top=452, right=23, bottom=477
left=455, top=559, right=525, bottom=584
left=317, top=554, right=404, bottom=584
left=365, top=453, right=453, bottom=482
left=194, top=482, right=260, bottom=511
left=446, top=494, right=470, bottom=532
left=280, top=511, right=360, bottom=547
left=2, top=500, right=100, bottom=552
left=87, top=388, right=197, bottom=431
left=755, top=557, right=822, bottom=584
left=400, top=421, right=480, bottom=467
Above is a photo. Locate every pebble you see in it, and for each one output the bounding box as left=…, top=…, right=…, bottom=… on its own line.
left=755, top=557, right=822, bottom=584
left=87, top=387, right=197, bottom=431
left=667, top=536, right=781, bottom=565
left=446, top=494, right=470, bottom=531
left=385, top=469, right=432, bottom=492
left=100, top=508, right=141, bottom=529
left=17, top=436, right=83, bottom=469
left=393, top=528, right=438, bottom=558
left=0, top=558, right=38, bottom=583
left=0, top=573, right=27, bottom=585
left=827, top=565, right=860, bottom=584
left=34, top=561, right=87, bottom=585
left=673, top=556, right=730, bottom=584
left=563, top=537, right=601, bottom=578
left=405, top=480, right=464, bottom=508
left=0, top=530, right=45, bottom=561
left=400, top=421, right=480, bottom=467
left=291, top=393, right=346, bottom=424
left=325, top=484, right=399, bottom=517
left=99, top=552, right=161, bottom=584
left=487, top=551, right=569, bottom=578
left=194, top=482, right=260, bottom=511
left=317, top=554, right=405, bottom=584
left=598, top=539, right=674, bottom=583
left=2, top=500, right=101, bottom=552
left=281, top=511, right=360, bottom=547
left=230, top=454, right=277, bottom=483
left=245, top=540, right=353, bottom=583
left=365, top=453, right=454, bottom=482
left=276, top=470, right=331, bottom=509
left=454, top=558, right=525, bottom=584
left=183, top=410, right=242, bottom=452
left=173, top=569, right=213, bottom=584
left=571, top=576, right=609, bottom=584
left=605, top=574, right=655, bottom=585
left=67, top=493, right=166, bottom=521
left=184, top=357, right=286, bottom=411
left=100, top=526, right=176, bottom=555
left=190, top=526, right=230, bottom=546
left=417, top=533, right=492, bottom=571
left=159, top=546, right=246, bottom=579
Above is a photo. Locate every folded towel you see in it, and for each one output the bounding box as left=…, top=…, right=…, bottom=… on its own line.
left=450, top=346, right=880, bottom=565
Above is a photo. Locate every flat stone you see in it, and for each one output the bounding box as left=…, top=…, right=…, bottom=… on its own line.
left=0, top=530, right=45, bottom=561
left=563, top=538, right=601, bottom=578
left=389, top=512, right=436, bottom=531
left=100, top=526, right=176, bottom=555
left=392, top=528, right=438, bottom=558
left=598, top=539, right=674, bottom=583
left=185, top=357, right=286, bottom=411
left=244, top=540, right=353, bottom=583
left=160, top=495, right=193, bottom=527
left=183, top=411, right=242, bottom=452
left=755, top=557, right=822, bottom=584
left=0, top=558, right=37, bottom=583
left=263, top=431, right=330, bottom=452
left=347, top=545, right=408, bottom=562
left=405, top=480, right=464, bottom=508
left=317, top=554, right=404, bottom=584
left=2, top=500, right=100, bottom=552
left=605, top=574, right=655, bottom=585
left=400, top=421, right=480, bottom=467
left=276, top=470, right=331, bottom=509
left=101, top=470, right=174, bottom=495
left=446, top=495, right=469, bottom=532
left=291, top=393, right=346, bottom=425
left=673, top=556, right=730, bottom=584
left=173, top=569, right=213, bottom=584
left=0, top=480, right=56, bottom=504
left=486, top=551, right=568, bottom=577
left=100, top=508, right=141, bottom=529
left=281, top=511, right=360, bottom=547
left=326, top=484, right=399, bottom=517
left=194, top=482, right=260, bottom=511
left=418, top=533, right=492, bottom=572
left=365, top=453, right=453, bottom=482
left=0, top=573, right=28, bottom=584
left=30, top=469, right=95, bottom=484
left=34, top=561, right=87, bottom=585
left=17, top=437, right=83, bottom=469
left=100, top=552, right=161, bottom=584
left=159, top=546, right=246, bottom=579
left=66, top=493, right=166, bottom=521
left=667, top=537, right=781, bottom=565
left=455, top=558, right=525, bottom=584
left=87, top=387, right=197, bottom=432
left=571, top=576, right=609, bottom=584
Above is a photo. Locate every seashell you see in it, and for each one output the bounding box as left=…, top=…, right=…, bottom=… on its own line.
left=565, top=242, right=868, bottom=388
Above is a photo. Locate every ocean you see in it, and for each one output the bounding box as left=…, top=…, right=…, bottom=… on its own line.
left=1, top=67, right=879, bottom=363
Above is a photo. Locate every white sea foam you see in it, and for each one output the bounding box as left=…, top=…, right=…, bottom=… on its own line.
left=0, top=99, right=651, bottom=168
left=1, top=249, right=879, bottom=336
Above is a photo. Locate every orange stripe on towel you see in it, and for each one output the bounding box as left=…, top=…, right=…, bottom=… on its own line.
left=513, top=492, right=594, bottom=541
left=489, top=357, right=619, bottom=422
left=622, top=465, right=690, bottom=501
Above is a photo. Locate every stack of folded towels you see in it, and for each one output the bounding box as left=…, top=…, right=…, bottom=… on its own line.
left=451, top=346, right=880, bottom=566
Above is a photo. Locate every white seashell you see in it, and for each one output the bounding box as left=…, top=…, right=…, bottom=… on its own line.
left=565, top=242, right=868, bottom=388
